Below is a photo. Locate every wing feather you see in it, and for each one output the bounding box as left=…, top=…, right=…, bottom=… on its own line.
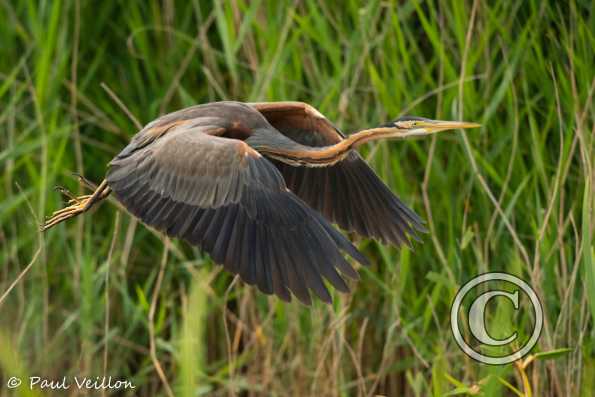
left=107, top=112, right=366, bottom=304
left=250, top=102, right=427, bottom=247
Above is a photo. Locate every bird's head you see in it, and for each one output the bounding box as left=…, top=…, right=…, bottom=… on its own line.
left=383, top=116, right=481, bottom=136
left=349, top=116, right=480, bottom=148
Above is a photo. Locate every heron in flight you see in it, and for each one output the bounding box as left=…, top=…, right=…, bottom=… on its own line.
left=42, top=101, right=479, bottom=304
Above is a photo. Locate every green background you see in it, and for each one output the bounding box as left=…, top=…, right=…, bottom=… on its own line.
left=0, top=1, right=593, bottom=396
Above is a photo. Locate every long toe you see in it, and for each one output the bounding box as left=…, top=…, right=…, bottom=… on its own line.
left=43, top=210, right=77, bottom=229
left=67, top=195, right=92, bottom=205
left=51, top=206, right=77, bottom=217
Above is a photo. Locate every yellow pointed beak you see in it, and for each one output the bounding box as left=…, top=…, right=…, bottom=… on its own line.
left=415, top=119, right=481, bottom=134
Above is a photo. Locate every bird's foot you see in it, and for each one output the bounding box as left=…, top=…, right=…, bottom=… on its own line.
left=41, top=179, right=110, bottom=232
left=40, top=195, right=92, bottom=231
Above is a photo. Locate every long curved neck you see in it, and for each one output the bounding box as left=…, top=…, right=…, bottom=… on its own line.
left=248, top=127, right=402, bottom=167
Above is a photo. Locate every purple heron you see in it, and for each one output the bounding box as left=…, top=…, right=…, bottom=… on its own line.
left=42, top=101, right=479, bottom=304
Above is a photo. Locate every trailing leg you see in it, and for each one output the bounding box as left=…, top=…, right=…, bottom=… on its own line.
left=41, top=179, right=111, bottom=231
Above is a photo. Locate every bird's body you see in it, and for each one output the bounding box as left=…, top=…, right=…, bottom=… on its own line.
left=43, top=101, right=479, bottom=304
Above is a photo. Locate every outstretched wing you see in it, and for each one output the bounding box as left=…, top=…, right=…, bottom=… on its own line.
left=250, top=101, right=427, bottom=247
left=106, top=110, right=368, bottom=304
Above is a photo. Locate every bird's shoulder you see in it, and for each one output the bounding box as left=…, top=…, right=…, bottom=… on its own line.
left=113, top=101, right=272, bottom=160
left=248, top=101, right=346, bottom=146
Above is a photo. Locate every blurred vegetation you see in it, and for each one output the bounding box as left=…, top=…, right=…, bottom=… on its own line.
left=0, top=0, right=593, bottom=396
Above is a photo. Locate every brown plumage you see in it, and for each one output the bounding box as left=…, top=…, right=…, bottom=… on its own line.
left=42, top=101, right=479, bottom=304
